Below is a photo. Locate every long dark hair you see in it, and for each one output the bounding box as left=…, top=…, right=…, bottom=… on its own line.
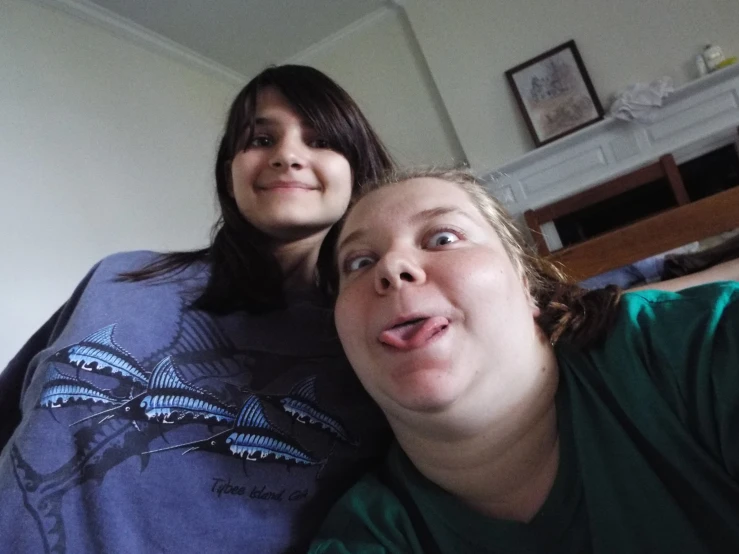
left=120, top=65, right=394, bottom=314
left=324, top=167, right=623, bottom=349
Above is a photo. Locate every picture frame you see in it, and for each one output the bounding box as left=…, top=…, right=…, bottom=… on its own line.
left=505, top=40, right=604, bottom=147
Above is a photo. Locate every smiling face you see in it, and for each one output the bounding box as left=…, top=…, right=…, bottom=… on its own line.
left=229, top=87, right=353, bottom=242
left=335, top=178, right=543, bottom=420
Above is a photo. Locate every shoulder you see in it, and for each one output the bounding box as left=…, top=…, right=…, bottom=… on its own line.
left=87, top=250, right=209, bottom=284
left=324, top=472, right=404, bottom=525
left=562, top=282, right=739, bottom=423
left=97, top=249, right=161, bottom=268
left=581, top=282, right=738, bottom=366
left=79, top=250, right=160, bottom=281
left=44, top=251, right=209, bottom=350
left=608, top=282, right=739, bottom=348
left=602, top=283, right=739, bottom=474
left=559, top=282, right=739, bottom=406
left=94, top=250, right=182, bottom=272
left=618, top=281, right=739, bottom=318
left=310, top=460, right=422, bottom=553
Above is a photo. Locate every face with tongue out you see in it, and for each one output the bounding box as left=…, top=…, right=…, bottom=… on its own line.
left=334, top=178, right=541, bottom=419
left=378, top=315, right=450, bottom=350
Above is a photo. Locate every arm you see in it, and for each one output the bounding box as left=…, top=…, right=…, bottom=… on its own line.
left=626, top=283, right=739, bottom=477
left=0, top=307, right=63, bottom=448
left=705, top=284, right=739, bottom=478
left=0, top=262, right=100, bottom=452
left=629, top=258, right=739, bottom=293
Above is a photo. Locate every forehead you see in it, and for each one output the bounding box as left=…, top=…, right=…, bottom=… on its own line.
left=343, top=178, right=482, bottom=233
left=253, top=87, right=300, bottom=121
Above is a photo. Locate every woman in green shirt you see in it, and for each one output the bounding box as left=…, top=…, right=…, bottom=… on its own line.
left=310, top=167, right=739, bottom=554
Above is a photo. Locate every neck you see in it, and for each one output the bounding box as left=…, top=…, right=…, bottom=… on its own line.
left=271, top=232, right=326, bottom=291
left=391, top=344, right=560, bottom=523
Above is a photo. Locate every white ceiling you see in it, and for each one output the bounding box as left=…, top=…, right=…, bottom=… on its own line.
left=83, top=0, right=388, bottom=79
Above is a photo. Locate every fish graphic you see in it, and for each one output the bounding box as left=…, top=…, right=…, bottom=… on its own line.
left=49, top=324, right=147, bottom=385
left=139, top=356, right=235, bottom=424
left=280, top=377, right=356, bottom=444
left=39, top=366, right=120, bottom=409
left=145, top=394, right=318, bottom=466
left=71, top=356, right=236, bottom=427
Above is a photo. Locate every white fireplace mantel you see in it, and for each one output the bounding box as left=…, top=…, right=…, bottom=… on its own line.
left=480, top=63, right=739, bottom=217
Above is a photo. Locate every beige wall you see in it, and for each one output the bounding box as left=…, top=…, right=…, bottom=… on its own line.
left=0, top=0, right=239, bottom=366
left=282, top=0, right=739, bottom=172
left=293, top=8, right=466, bottom=166
left=400, top=0, right=739, bottom=170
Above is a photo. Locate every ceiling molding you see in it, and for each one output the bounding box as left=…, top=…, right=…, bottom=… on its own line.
left=26, top=0, right=247, bottom=85
left=285, top=4, right=393, bottom=64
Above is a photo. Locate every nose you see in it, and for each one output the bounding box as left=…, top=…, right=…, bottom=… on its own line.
left=269, top=136, right=306, bottom=169
left=374, top=250, right=426, bottom=294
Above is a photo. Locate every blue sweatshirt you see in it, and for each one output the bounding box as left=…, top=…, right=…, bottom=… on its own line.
left=0, top=251, right=388, bottom=554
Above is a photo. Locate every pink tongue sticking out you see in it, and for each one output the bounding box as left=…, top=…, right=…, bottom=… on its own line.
left=379, top=316, right=449, bottom=350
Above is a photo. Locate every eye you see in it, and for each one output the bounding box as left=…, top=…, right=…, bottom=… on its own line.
left=248, top=135, right=273, bottom=148
left=343, top=254, right=376, bottom=274
left=425, top=230, right=460, bottom=248
left=309, top=137, right=332, bottom=149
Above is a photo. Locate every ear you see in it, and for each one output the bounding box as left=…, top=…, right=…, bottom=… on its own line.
left=529, top=297, right=541, bottom=318
left=522, top=275, right=541, bottom=318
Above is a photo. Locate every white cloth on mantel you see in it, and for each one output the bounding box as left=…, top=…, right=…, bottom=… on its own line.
left=609, top=77, right=674, bottom=123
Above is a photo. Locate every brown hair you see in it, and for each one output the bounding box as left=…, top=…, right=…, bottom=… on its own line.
left=326, top=167, right=623, bottom=348
left=120, top=65, right=394, bottom=314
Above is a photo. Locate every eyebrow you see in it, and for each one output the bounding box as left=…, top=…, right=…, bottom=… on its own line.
left=410, top=206, right=469, bottom=224
left=254, top=116, right=312, bottom=128
left=337, top=206, right=476, bottom=253
left=253, top=117, right=276, bottom=127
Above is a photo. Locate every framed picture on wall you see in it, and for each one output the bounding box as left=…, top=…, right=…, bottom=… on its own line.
left=505, top=40, right=604, bottom=147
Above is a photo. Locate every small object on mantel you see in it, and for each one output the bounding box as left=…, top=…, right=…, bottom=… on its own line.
left=695, top=54, right=709, bottom=77
left=703, top=44, right=726, bottom=72
left=608, top=77, right=674, bottom=123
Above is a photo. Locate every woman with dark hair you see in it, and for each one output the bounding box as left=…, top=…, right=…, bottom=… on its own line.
left=310, top=168, right=739, bottom=554
left=0, top=65, right=393, bottom=553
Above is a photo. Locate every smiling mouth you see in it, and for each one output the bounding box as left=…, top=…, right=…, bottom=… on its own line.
left=258, top=181, right=316, bottom=191
left=379, top=316, right=450, bottom=350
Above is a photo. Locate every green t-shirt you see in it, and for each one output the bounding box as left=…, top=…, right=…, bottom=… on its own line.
left=310, top=283, right=739, bottom=554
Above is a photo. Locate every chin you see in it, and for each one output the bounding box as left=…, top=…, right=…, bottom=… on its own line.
left=397, top=396, right=454, bottom=415
left=386, top=374, right=460, bottom=414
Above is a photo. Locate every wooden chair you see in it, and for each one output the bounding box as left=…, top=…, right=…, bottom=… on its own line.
left=524, top=154, right=689, bottom=256
left=523, top=154, right=702, bottom=280
left=544, top=186, right=739, bottom=280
